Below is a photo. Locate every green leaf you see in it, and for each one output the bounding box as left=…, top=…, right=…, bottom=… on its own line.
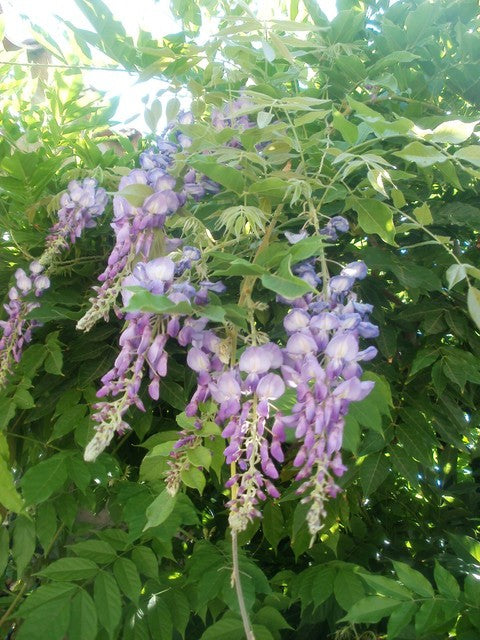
left=186, top=445, right=211, bottom=469
left=253, top=606, right=291, bottom=630
left=21, top=454, right=68, bottom=505
left=396, top=409, right=436, bottom=466
left=0, top=527, right=9, bottom=577
left=358, top=452, right=389, bottom=495
left=36, top=502, right=57, bottom=553
left=422, top=120, right=478, bottom=144
left=334, top=571, right=366, bottom=610
left=415, top=599, right=459, bottom=635
left=433, top=561, right=460, bottom=599
left=348, top=197, right=396, bottom=244
left=51, top=405, right=87, bottom=440
left=359, top=573, right=413, bottom=600
left=389, top=446, right=420, bottom=487
left=16, top=583, right=77, bottom=617
left=214, top=258, right=266, bottom=276
left=344, top=596, right=402, bottom=623
left=257, top=110, right=274, bottom=128
left=144, top=489, right=177, bottom=530
left=160, top=379, right=186, bottom=411
left=412, top=202, right=433, bottom=225
left=94, top=571, right=122, bottom=639
left=261, top=39, right=276, bottom=62
left=248, top=177, right=287, bottom=200
left=44, top=331, right=63, bottom=375
left=68, top=589, right=98, bottom=640
left=446, top=264, right=467, bottom=289
left=392, top=561, right=434, bottom=598
left=454, top=145, right=480, bottom=167
left=113, top=557, right=142, bottom=604
left=38, top=557, right=99, bottom=581
left=118, top=183, right=154, bottom=207
left=189, top=156, right=244, bottom=194
left=333, top=111, right=358, bottom=143
left=68, top=540, right=117, bottom=564
left=343, top=415, right=360, bottom=454
left=13, top=515, right=35, bottom=577
left=465, top=575, right=480, bottom=605
left=166, top=97, right=180, bottom=121
left=410, top=348, right=440, bottom=375
left=200, top=616, right=245, bottom=640
left=0, top=456, right=23, bottom=512
left=262, top=501, right=285, bottom=552
left=16, top=592, right=72, bottom=640
left=261, top=256, right=315, bottom=299
left=467, top=286, right=480, bottom=329
left=162, top=589, right=190, bottom=639
left=146, top=593, right=174, bottom=638
left=181, top=466, right=206, bottom=493
left=387, top=601, right=417, bottom=639
left=131, top=546, right=159, bottom=579
left=395, top=142, right=446, bottom=167
left=448, top=533, right=480, bottom=564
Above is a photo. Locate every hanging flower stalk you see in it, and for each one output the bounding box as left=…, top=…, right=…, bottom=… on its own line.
left=83, top=245, right=214, bottom=461
left=0, top=179, right=107, bottom=388
left=76, top=137, right=219, bottom=332
left=279, top=257, right=378, bottom=539
left=167, top=222, right=378, bottom=542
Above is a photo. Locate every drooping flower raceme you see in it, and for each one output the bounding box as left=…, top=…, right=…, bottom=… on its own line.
left=0, top=179, right=107, bottom=388
left=0, top=265, right=48, bottom=388
left=83, top=249, right=210, bottom=462
left=278, top=258, right=378, bottom=539
left=77, top=134, right=220, bottom=333
left=40, top=178, right=108, bottom=268
left=169, top=337, right=287, bottom=532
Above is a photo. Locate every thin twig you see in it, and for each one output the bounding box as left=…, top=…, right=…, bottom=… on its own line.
left=231, top=530, right=256, bottom=640
left=0, top=581, right=28, bottom=628
left=0, top=60, right=132, bottom=73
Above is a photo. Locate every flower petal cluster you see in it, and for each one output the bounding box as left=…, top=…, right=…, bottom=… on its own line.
left=83, top=247, right=216, bottom=462
left=77, top=133, right=219, bottom=332
left=172, top=336, right=286, bottom=532
left=0, top=179, right=107, bottom=388
left=0, top=264, right=47, bottom=387
left=40, top=178, right=108, bottom=267
left=172, top=244, right=377, bottom=539
left=277, top=258, right=377, bottom=539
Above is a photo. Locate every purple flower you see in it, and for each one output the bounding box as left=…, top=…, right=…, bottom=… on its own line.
left=256, top=373, right=285, bottom=400
left=187, top=347, right=211, bottom=373
left=210, top=372, right=241, bottom=403
left=239, top=346, right=272, bottom=374
left=330, top=216, right=349, bottom=233
left=341, top=261, right=367, bottom=280
left=285, top=230, right=308, bottom=244
left=144, top=257, right=175, bottom=282
left=284, top=309, right=310, bottom=332
left=329, top=275, right=354, bottom=294
left=286, top=333, right=318, bottom=356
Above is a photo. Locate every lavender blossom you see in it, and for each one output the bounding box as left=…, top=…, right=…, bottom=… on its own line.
left=40, top=178, right=108, bottom=267
left=277, top=258, right=377, bottom=540
left=83, top=249, right=213, bottom=461
left=0, top=266, right=47, bottom=388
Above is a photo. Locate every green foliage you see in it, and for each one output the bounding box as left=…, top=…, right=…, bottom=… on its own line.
left=1, top=0, right=480, bottom=638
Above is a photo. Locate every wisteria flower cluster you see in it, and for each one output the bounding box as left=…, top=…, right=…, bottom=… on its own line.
left=0, top=263, right=47, bottom=388
left=83, top=247, right=225, bottom=462
left=76, top=135, right=219, bottom=332
left=278, top=258, right=378, bottom=538
left=40, top=178, right=108, bottom=267
left=166, top=222, right=378, bottom=538
left=0, top=179, right=107, bottom=388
